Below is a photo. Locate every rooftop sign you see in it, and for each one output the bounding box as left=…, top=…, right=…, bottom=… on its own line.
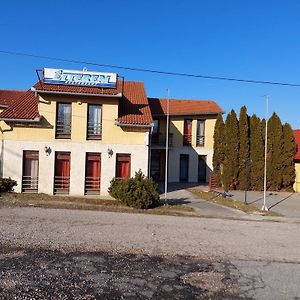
left=43, top=68, right=117, bottom=88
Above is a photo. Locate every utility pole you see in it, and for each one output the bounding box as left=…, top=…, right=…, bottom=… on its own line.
left=164, top=89, right=170, bottom=204
left=262, top=95, right=269, bottom=211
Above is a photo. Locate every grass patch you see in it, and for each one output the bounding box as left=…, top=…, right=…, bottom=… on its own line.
left=0, top=192, right=196, bottom=217
left=189, top=189, right=283, bottom=217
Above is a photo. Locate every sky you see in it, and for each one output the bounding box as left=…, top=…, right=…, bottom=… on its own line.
left=0, top=0, right=299, bottom=128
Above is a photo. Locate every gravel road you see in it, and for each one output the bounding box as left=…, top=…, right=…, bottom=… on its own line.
left=0, top=207, right=299, bottom=262
left=1, top=207, right=300, bottom=299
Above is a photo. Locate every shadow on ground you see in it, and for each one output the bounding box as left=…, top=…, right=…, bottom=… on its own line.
left=0, top=245, right=241, bottom=299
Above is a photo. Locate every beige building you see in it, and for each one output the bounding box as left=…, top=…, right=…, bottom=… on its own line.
left=0, top=68, right=222, bottom=196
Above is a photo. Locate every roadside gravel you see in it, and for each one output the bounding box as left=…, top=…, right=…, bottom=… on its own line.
left=0, top=207, right=299, bottom=262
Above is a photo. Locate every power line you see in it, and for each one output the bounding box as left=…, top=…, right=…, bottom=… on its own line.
left=1, top=49, right=300, bottom=87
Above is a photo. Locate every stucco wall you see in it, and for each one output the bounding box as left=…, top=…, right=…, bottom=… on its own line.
left=1, top=140, right=149, bottom=196
left=0, top=94, right=148, bottom=145
left=157, top=116, right=216, bottom=149
left=168, top=146, right=213, bottom=183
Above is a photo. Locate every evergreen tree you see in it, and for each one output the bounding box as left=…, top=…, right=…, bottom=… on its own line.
left=249, top=115, right=264, bottom=190
left=212, top=113, right=225, bottom=187
left=267, top=113, right=284, bottom=190
left=282, top=123, right=296, bottom=190
left=238, top=106, right=250, bottom=190
left=222, top=109, right=239, bottom=191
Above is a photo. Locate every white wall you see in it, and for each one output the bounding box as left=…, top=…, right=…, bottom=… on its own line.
left=168, top=146, right=213, bottom=182
left=2, top=140, right=149, bottom=196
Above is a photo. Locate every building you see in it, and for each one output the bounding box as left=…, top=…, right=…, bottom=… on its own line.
left=294, top=129, right=300, bottom=192
left=0, top=68, right=222, bottom=196
left=148, top=98, right=222, bottom=183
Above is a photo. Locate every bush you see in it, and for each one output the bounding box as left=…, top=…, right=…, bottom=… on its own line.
left=0, top=177, right=17, bottom=192
left=108, top=170, right=159, bottom=209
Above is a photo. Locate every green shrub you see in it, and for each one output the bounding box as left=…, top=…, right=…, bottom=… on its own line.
left=108, top=170, right=159, bottom=209
left=0, top=177, right=17, bottom=192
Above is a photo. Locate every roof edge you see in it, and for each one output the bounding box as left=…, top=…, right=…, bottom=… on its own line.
left=31, top=87, right=122, bottom=98
left=115, top=121, right=153, bottom=128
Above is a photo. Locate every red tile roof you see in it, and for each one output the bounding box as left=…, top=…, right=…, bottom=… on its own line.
left=117, top=81, right=152, bottom=125
left=0, top=81, right=152, bottom=125
left=0, top=90, right=40, bottom=120
left=0, top=90, right=25, bottom=107
left=33, top=80, right=123, bottom=96
left=148, top=98, right=223, bottom=116
left=294, top=130, right=300, bottom=161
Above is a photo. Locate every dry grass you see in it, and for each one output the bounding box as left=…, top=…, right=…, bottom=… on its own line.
left=0, top=192, right=197, bottom=217
left=189, top=189, right=283, bottom=217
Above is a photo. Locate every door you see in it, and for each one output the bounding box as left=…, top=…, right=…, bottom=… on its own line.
left=22, top=151, right=39, bottom=192
left=198, top=155, right=207, bottom=182
left=54, top=152, right=71, bottom=194
left=180, top=154, right=189, bottom=182
left=85, top=153, right=101, bottom=194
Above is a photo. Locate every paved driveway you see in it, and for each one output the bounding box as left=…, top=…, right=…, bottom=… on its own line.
left=163, top=182, right=300, bottom=219
left=226, top=190, right=300, bottom=218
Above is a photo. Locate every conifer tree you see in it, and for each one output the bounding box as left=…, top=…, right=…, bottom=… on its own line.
left=282, top=123, right=296, bottom=190
left=249, top=115, right=264, bottom=190
left=238, top=106, right=250, bottom=190
left=222, top=109, right=239, bottom=191
left=212, top=113, right=225, bottom=187
left=267, top=113, right=284, bottom=190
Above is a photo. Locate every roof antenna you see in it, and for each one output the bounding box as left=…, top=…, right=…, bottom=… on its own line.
left=83, top=67, right=88, bottom=72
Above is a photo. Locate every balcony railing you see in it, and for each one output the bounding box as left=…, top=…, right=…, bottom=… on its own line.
left=22, top=176, right=38, bottom=192
left=183, top=133, right=192, bottom=146
left=54, top=176, right=70, bottom=194
left=87, top=122, right=102, bottom=140
left=151, top=133, right=173, bottom=147
left=56, top=120, right=71, bottom=139
left=196, top=135, right=205, bottom=146
left=85, top=177, right=100, bottom=195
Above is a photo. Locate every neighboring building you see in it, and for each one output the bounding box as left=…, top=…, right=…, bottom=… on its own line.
left=294, top=130, right=300, bottom=192
left=0, top=68, right=222, bottom=196
left=148, top=98, right=222, bottom=183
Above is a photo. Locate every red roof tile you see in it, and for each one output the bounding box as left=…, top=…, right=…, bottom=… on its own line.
left=117, top=81, right=152, bottom=125
left=148, top=98, right=223, bottom=116
left=33, top=80, right=122, bottom=96
left=0, top=90, right=25, bottom=107
left=294, top=130, right=300, bottom=161
left=0, top=81, right=152, bottom=125
left=0, top=90, right=40, bottom=120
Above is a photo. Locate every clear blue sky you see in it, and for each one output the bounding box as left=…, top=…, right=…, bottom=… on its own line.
left=1, top=0, right=299, bottom=128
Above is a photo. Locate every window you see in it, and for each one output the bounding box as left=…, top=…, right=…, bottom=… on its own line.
left=85, top=153, right=101, bottom=194
left=87, top=104, right=102, bottom=140
left=22, top=151, right=39, bottom=192
left=54, top=152, right=71, bottom=194
left=56, top=103, right=72, bottom=139
left=196, top=120, right=205, bottom=146
left=183, top=119, right=192, bottom=146
left=151, top=119, right=159, bottom=144
left=116, top=154, right=131, bottom=179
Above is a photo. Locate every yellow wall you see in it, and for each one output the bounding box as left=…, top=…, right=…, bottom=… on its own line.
left=0, top=94, right=148, bottom=144
left=156, top=116, right=216, bottom=149
left=294, top=162, right=300, bottom=192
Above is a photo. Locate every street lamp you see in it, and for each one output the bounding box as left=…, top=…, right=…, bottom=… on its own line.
left=262, top=95, right=269, bottom=211
left=164, top=88, right=170, bottom=204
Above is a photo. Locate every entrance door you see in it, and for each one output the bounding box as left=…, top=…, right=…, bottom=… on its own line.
left=22, top=151, right=39, bottom=192
left=198, top=155, right=207, bottom=182
left=85, top=153, right=101, bottom=194
left=180, top=154, right=189, bottom=182
left=54, top=152, right=71, bottom=194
